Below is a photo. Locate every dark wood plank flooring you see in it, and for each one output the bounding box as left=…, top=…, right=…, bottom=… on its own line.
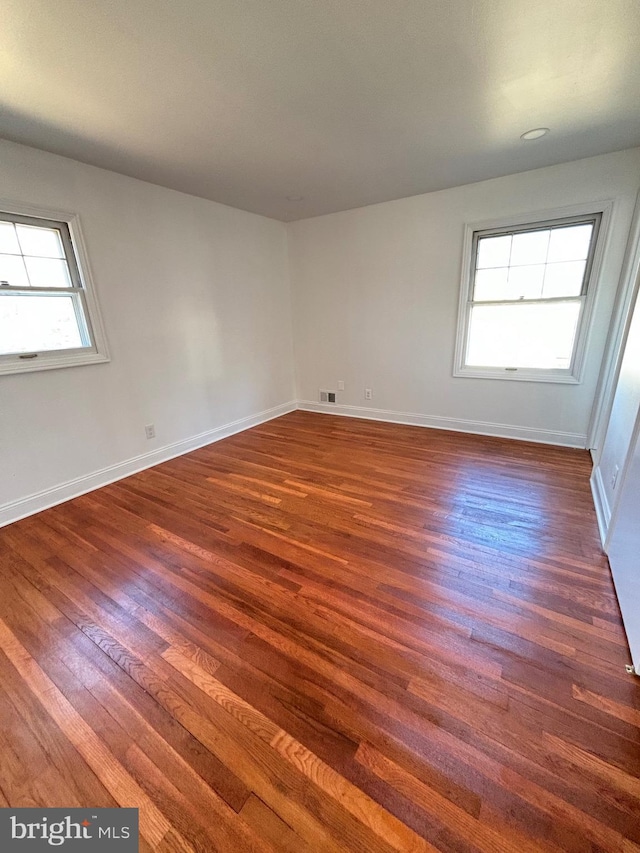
left=0, top=411, right=638, bottom=852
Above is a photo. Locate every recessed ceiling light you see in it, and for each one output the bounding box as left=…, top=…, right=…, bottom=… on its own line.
left=520, top=127, right=550, bottom=141
left=286, top=195, right=304, bottom=202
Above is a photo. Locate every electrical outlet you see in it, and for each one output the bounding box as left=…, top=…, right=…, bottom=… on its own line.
left=337, top=380, right=345, bottom=391
left=365, top=388, right=372, bottom=400
left=611, top=465, right=619, bottom=489
left=145, top=424, right=156, bottom=439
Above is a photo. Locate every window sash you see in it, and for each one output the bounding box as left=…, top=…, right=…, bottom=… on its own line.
left=0, top=211, right=83, bottom=290
left=0, top=212, right=98, bottom=360
left=464, top=297, right=585, bottom=373
left=469, top=213, right=601, bottom=308
left=0, top=201, right=109, bottom=375
left=471, top=211, right=601, bottom=241
left=0, top=290, right=95, bottom=358
left=469, top=294, right=586, bottom=308
left=457, top=213, right=602, bottom=379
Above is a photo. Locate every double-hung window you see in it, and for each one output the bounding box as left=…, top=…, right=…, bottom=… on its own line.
left=0, top=207, right=108, bottom=375
left=455, top=206, right=609, bottom=383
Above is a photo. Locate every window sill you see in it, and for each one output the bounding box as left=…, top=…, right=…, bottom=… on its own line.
left=453, top=366, right=581, bottom=384
left=0, top=350, right=110, bottom=376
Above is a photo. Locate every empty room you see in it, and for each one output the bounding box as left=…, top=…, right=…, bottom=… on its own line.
left=1, top=1, right=640, bottom=851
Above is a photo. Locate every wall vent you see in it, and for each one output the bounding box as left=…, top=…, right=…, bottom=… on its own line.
left=319, top=390, right=336, bottom=403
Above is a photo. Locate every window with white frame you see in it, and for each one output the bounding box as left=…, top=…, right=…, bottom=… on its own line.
left=0, top=207, right=108, bottom=375
left=455, top=207, right=607, bottom=383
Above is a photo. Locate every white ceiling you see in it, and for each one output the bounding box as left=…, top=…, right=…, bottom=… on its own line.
left=2, top=0, right=640, bottom=221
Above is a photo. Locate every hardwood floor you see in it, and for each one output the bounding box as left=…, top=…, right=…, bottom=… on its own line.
left=0, top=410, right=638, bottom=852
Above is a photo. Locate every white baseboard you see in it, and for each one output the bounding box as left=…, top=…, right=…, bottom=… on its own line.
left=590, top=464, right=611, bottom=548
left=0, top=401, right=297, bottom=529
left=297, top=400, right=587, bottom=448
left=0, top=398, right=589, bottom=529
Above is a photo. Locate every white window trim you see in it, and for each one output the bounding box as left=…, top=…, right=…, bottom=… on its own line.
left=0, top=199, right=110, bottom=376
left=453, top=200, right=614, bottom=384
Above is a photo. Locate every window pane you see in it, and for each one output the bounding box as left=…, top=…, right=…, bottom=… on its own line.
left=507, top=264, right=545, bottom=299
left=547, top=224, right=593, bottom=262
left=474, top=267, right=509, bottom=301
left=477, top=235, right=511, bottom=268
left=0, top=222, right=20, bottom=254
left=510, top=229, right=549, bottom=266
left=0, top=293, right=86, bottom=354
left=0, top=253, right=30, bottom=288
left=15, top=224, right=65, bottom=258
left=24, top=257, right=73, bottom=289
left=466, top=301, right=582, bottom=369
left=542, top=261, right=586, bottom=298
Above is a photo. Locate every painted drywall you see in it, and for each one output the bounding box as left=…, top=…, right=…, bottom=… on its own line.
left=597, top=247, right=640, bottom=669
left=606, top=411, right=640, bottom=673
left=289, top=149, right=640, bottom=446
left=593, top=276, right=640, bottom=534
left=0, top=140, right=295, bottom=520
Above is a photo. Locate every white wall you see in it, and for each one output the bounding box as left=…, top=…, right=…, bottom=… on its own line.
left=605, top=411, right=640, bottom=673
left=0, top=140, right=295, bottom=523
left=593, top=279, right=640, bottom=671
left=289, top=149, right=640, bottom=446
left=592, top=273, right=640, bottom=537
